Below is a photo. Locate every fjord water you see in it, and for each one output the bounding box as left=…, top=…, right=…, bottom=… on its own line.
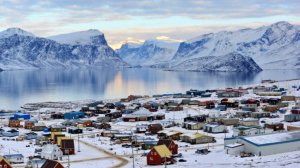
left=1, top=68, right=300, bottom=110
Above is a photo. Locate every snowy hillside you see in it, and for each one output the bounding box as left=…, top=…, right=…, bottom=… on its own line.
left=0, top=28, right=127, bottom=70
left=117, top=40, right=179, bottom=66
left=169, top=52, right=262, bottom=72
left=172, top=21, right=300, bottom=70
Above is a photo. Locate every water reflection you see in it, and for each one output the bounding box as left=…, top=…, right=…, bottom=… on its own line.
left=1, top=68, right=300, bottom=110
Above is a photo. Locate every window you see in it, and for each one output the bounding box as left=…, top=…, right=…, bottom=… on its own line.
left=154, top=152, right=157, bottom=155
left=150, top=157, right=153, bottom=160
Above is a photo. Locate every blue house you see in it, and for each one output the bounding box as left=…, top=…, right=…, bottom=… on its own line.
left=64, top=111, right=85, bottom=120
left=10, top=112, right=31, bottom=120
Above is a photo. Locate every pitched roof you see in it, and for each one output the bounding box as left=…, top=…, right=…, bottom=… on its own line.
left=0, top=156, right=12, bottom=167
left=41, top=159, right=63, bottom=168
left=157, top=139, right=174, bottom=147
left=153, top=145, right=172, bottom=157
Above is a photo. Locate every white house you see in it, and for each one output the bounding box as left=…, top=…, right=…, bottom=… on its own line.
left=41, top=144, right=63, bottom=160
left=204, top=123, right=226, bottom=133
left=233, top=126, right=274, bottom=137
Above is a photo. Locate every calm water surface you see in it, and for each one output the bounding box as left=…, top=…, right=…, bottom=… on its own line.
left=1, top=68, right=300, bottom=110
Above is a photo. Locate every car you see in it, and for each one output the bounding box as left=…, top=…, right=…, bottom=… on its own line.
left=172, top=153, right=183, bottom=158
left=195, top=149, right=211, bottom=155
left=178, top=159, right=187, bottom=162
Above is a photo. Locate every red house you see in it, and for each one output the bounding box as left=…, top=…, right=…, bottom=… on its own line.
left=60, top=139, right=75, bottom=155
left=0, top=156, right=12, bottom=168
left=147, top=145, right=173, bottom=165
left=157, top=139, right=178, bottom=154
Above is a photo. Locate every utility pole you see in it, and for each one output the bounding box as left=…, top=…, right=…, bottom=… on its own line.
left=131, top=131, right=135, bottom=168
left=164, top=155, right=167, bottom=168
left=78, top=133, right=80, bottom=152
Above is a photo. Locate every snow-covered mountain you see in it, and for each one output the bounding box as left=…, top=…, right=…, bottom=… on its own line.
left=0, top=28, right=127, bottom=70
left=169, top=52, right=262, bottom=72
left=117, top=40, right=179, bottom=66
left=171, top=21, right=300, bottom=70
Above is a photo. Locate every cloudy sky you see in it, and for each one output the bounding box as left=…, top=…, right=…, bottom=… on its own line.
left=0, top=0, right=300, bottom=49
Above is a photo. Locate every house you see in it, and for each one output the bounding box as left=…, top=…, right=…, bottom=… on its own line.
left=239, top=119, right=260, bottom=126
left=265, top=123, right=284, bottom=131
left=285, top=114, right=300, bottom=122
left=94, top=123, right=111, bottom=129
left=157, top=130, right=182, bottom=140
left=287, top=123, right=300, bottom=131
left=221, top=99, right=239, bottom=108
left=122, top=108, right=152, bottom=122
left=3, top=154, right=24, bottom=164
left=101, top=130, right=120, bottom=137
left=8, top=120, right=21, bottom=128
left=0, top=156, right=12, bottom=168
left=263, top=105, right=280, bottom=112
left=216, top=105, right=227, bottom=111
left=105, top=112, right=122, bottom=119
left=57, top=137, right=72, bottom=147
left=203, top=123, right=227, bottom=133
left=51, top=113, right=64, bottom=119
left=180, top=133, right=215, bottom=144
left=147, top=145, right=173, bottom=165
left=51, top=132, right=65, bottom=144
left=2, top=129, right=19, bottom=137
left=111, top=134, right=132, bottom=143
left=281, top=96, right=296, bottom=101
left=235, top=111, right=252, bottom=118
left=182, top=121, right=204, bottom=130
left=142, top=141, right=158, bottom=150
left=166, top=105, right=183, bottom=111
left=136, top=124, right=149, bottom=133
left=32, top=122, right=47, bottom=131
left=241, top=104, right=258, bottom=112
left=41, top=159, right=64, bottom=168
left=64, top=111, right=85, bottom=120
left=186, top=89, right=205, bottom=96
left=233, top=126, right=274, bottom=136
left=217, top=90, right=243, bottom=98
left=41, top=144, right=63, bottom=160
left=184, top=115, right=207, bottom=122
left=60, top=139, right=75, bottom=155
left=251, top=112, right=271, bottom=118
left=148, top=124, right=163, bottom=134
left=104, top=103, right=115, bottom=109
left=220, top=118, right=239, bottom=126
left=50, top=125, right=67, bottom=132
left=157, top=139, right=178, bottom=154
left=96, top=117, right=111, bottom=123
left=68, top=127, right=83, bottom=134
left=224, top=131, right=300, bottom=156
left=25, top=121, right=35, bottom=129
left=205, top=101, right=215, bottom=109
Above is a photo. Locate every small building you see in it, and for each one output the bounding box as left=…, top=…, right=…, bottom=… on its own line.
left=41, top=144, right=63, bottom=160
left=60, top=139, right=75, bottom=155
left=32, top=122, right=47, bottom=131
left=0, top=156, right=12, bottom=168
left=25, top=121, right=35, bottom=129
left=239, top=119, right=260, bottom=126
left=180, top=133, right=215, bottom=144
left=251, top=112, right=271, bottom=119
left=157, top=130, right=182, bottom=140
left=265, top=123, right=284, bottom=131
left=148, top=124, right=163, bottom=135
left=147, top=145, right=173, bottom=165
left=141, top=141, right=158, bottom=150
left=41, top=159, right=64, bottom=168
left=68, top=127, right=83, bottom=134
left=64, top=111, right=85, bottom=120
left=105, top=112, right=122, bottom=119
left=94, top=123, right=111, bottom=129
left=50, top=125, right=67, bottom=132
left=220, top=118, right=239, bottom=126
left=182, top=121, right=204, bottom=130
left=263, top=105, right=280, bottom=112
left=203, top=124, right=226, bottom=133
left=136, top=124, right=149, bottom=133
left=285, top=114, right=300, bottom=122
left=8, top=120, right=21, bottom=128
left=157, top=139, right=178, bottom=154
left=3, top=154, right=24, bottom=164
left=101, top=130, right=120, bottom=137
left=287, top=123, right=300, bottom=131
left=281, top=96, right=296, bottom=101
left=233, top=126, right=274, bottom=136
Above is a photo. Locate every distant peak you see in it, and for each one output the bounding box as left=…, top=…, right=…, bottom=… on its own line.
left=271, top=21, right=293, bottom=29
left=0, top=27, right=35, bottom=38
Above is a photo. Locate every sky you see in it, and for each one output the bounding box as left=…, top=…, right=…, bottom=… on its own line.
left=0, top=0, right=300, bottom=49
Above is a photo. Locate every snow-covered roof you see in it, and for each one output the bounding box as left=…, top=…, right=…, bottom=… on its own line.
left=124, top=108, right=152, bottom=118
left=242, top=131, right=300, bottom=146
left=226, top=143, right=244, bottom=148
